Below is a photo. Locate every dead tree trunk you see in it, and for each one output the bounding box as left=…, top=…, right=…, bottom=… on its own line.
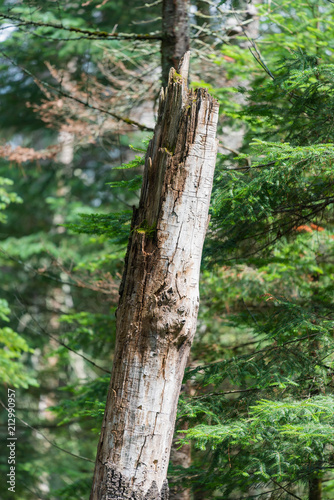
left=90, top=52, right=219, bottom=500
left=161, top=0, right=190, bottom=87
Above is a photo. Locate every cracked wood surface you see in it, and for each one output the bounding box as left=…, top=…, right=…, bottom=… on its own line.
left=90, top=53, right=219, bottom=500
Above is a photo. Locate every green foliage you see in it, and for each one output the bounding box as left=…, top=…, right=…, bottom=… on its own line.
left=0, top=299, right=37, bottom=388
left=66, top=147, right=146, bottom=244
left=112, top=152, right=146, bottom=170
left=0, top=175, right=36, bottom=388
left=3, top=0, right=334, bottom=498
left=178, top=2, right=334, bottom=498
left=239, top=60, right=334, bottom=145
left=51, top=375, right=110, bottom=430
left=107, top=174, right=143, bottom=192
left=0, top=176, right=22, bottom=222
left=67, top=211, right=132, bottom=244
left=207, top=140, right=334, bottom=261
left=180, top=396, right=334, bottom=487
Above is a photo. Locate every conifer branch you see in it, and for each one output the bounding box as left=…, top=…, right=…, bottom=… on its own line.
left=0, top=399, right=95, bottom=463
left=270, top=478, right=302, bottom=500
left=192, top=387, right=259, bottom=399
left=226, top=159, right=283, bottom=171
left=239, top=488, right=287, bottom=498
left=15, top=298, right=112, bottom=375
left=0, top=13, right=162, bottom=40
left=189, top=331, right=321, bottom=377
left=0, top=247, right=113, bottom=292
left=233, top=9, right=275, bottom=80
left=21, top=483, right=49, bottom=500
left=0, top=50, right=154, bottom=132
left=249, top=44, right=275, bottom=80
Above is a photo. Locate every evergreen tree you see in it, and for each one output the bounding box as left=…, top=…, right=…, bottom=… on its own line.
left=3, top=0, right=334, bottom=499
left=174, top=1, right=334, bottom=498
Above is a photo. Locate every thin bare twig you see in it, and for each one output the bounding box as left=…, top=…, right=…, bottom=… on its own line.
left=0, top=399, right=94, bottom=463
left=0, top=13, right=161, bottom=40
left=270, top=478, right=302, bottom=500
left=15, top=296, right=111, bottom=375
left=0, top=50, right=154, bottom=132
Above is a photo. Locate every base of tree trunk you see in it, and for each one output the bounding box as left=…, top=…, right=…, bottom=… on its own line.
left=101, top=465, right=170, bottom=500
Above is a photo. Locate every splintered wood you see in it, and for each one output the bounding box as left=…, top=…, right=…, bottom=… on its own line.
left=90, top=52, right=219, bottom=500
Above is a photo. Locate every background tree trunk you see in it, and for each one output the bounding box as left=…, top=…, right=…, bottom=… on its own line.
left=309, top=477, right=322, bottom=500
left=161, top=0, right=190, bottom=86
left=169, top=433, right=191, bottom=500
left=161, top=2, right=192, bottom=493
left=89, top=53, right=218, bottom=499
left=169, top=381, right=193, bottom=500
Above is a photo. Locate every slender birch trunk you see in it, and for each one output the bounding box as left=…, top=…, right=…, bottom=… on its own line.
left=90, top=53, right=219, bottom=500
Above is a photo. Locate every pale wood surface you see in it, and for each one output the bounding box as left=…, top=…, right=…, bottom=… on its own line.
left=90, top=53, right=219, bottom=500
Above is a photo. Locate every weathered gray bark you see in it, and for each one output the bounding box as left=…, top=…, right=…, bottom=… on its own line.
left=90, top=53, right=219, bottom=500
left=161, top=0, right=190, bottom=87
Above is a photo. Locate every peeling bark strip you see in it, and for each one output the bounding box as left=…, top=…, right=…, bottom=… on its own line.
left=90, top=53, right=219, bottom=500
left=161, top=0, right=190, bottom=87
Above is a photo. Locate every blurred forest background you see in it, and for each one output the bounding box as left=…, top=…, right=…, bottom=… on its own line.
left=1, top=0, right=334, bottom=499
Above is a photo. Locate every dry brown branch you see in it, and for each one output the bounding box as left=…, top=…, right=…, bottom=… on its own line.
left=0, top=144, right=60, bottom=164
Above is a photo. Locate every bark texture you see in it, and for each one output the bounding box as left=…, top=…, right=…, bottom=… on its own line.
left=90, top=52, right=219, bottom=500
left=161, top=0, right=190, bottom=87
